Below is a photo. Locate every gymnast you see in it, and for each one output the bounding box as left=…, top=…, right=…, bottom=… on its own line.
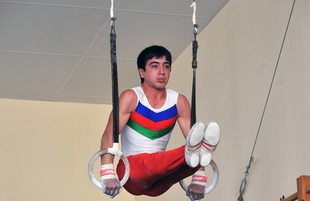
left=100, top=45, right=220, bottom=200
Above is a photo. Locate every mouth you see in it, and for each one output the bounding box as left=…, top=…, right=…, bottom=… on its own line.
left=157, top=78, right=165, bottom=83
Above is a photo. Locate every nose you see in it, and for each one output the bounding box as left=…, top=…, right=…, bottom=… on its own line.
left=158, top=65, right=165, bottom=74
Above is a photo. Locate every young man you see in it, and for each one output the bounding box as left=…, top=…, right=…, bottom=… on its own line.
left=100, top=45, right=220, bottom=200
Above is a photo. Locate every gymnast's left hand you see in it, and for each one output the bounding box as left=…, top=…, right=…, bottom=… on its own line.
left=187, top=170, right=207, bottom=200
left=187, top=183, right=205, bottom=200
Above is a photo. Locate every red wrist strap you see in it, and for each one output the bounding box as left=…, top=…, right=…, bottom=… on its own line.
left=100, top=169, right=115, bottom=177
left=192, top=175, right=207, bottom=183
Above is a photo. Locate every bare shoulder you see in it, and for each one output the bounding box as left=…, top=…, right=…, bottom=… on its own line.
left=119, top=89, right=137, bottom=113
left=120, top=89, right=136, bottom=98
left=176, top=93, right=191, bottom=116
left=177, top=93, right=190, bottom=108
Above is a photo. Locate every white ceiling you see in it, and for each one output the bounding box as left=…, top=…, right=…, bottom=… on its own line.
left=0, top=0, right=229, bottom=104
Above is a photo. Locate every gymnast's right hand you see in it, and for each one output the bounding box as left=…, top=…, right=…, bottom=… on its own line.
left=100, top=164, right=121, bottom=198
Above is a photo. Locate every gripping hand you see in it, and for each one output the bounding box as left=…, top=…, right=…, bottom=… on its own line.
left=100, top=164, right=121, bottom=198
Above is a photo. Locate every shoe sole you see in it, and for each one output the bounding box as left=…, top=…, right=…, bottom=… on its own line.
left=185, top=122, right=204, bottom=168
left=200, top=121, right=220, bottom=167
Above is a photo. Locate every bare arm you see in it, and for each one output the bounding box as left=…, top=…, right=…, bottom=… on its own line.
left=100, top=89, right=137, bottom=165
left=176, top=94, right=191, bottom=138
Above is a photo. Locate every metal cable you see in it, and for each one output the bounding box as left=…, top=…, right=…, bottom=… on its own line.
left=238, top=1, right=296, bottom=200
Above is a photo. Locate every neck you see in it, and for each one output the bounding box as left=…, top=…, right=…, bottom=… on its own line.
left=140, top=84, right=166, bottom=109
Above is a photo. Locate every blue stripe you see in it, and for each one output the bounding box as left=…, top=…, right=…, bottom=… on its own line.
left=135, top=102, right=178, bottom=122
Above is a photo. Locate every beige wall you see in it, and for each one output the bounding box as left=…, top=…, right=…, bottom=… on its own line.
left=1, top=0, right=310, bottom=201
left=0, top=99, right=134, bottom=201
left=169, top=0, right=310, bottom=200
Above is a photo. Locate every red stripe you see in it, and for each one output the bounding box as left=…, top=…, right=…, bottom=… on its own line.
left=186, top=144, right=201, bottom=152
left=100, top=169, right=115, bottom=176
left=193, top=175, right=208, bottom=182
left=131, top=111, right=178, bottom=131
left=202, top=141, right=217, bottom=152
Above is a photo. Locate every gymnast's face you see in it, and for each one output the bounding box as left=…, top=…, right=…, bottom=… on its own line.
left=139, top=56, right=171, bottom=90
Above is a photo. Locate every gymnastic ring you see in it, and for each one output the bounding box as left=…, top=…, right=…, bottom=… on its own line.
left=179, top=159, right=219, bottom=196
left=88, top=149, right=130, bottom=189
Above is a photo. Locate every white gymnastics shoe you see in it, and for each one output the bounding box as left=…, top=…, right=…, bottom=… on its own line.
left=199, top=121, right=220, bottom=167
left=185, top=122, right=205, bottom=168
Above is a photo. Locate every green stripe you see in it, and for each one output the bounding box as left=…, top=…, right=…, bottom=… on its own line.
left=127, top=118, right=176, bottom=140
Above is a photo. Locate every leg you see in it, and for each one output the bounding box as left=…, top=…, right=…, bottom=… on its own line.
left=117, top=146, right=199, bottom=196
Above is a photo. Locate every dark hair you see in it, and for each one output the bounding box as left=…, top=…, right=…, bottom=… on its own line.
left=137, top=45, right=172, bottom=83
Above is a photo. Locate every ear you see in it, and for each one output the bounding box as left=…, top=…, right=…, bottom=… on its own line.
left=138, top=68, right=145, bottom=78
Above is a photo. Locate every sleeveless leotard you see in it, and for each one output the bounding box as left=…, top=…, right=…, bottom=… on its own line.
left=121, top=86, right=179, bottom=156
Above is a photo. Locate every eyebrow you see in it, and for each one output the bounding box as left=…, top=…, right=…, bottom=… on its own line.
left=149, top=61, right=171, bottom=65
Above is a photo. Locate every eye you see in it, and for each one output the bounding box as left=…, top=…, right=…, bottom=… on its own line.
left=151, top=64, right=158, bottom=68
left=164, top=64, right=171, bottom=69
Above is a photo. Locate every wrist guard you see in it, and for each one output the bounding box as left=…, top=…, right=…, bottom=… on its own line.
left=192, top=170, right=207, bottom=187
left=100, top=164, right=116, bottom=181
